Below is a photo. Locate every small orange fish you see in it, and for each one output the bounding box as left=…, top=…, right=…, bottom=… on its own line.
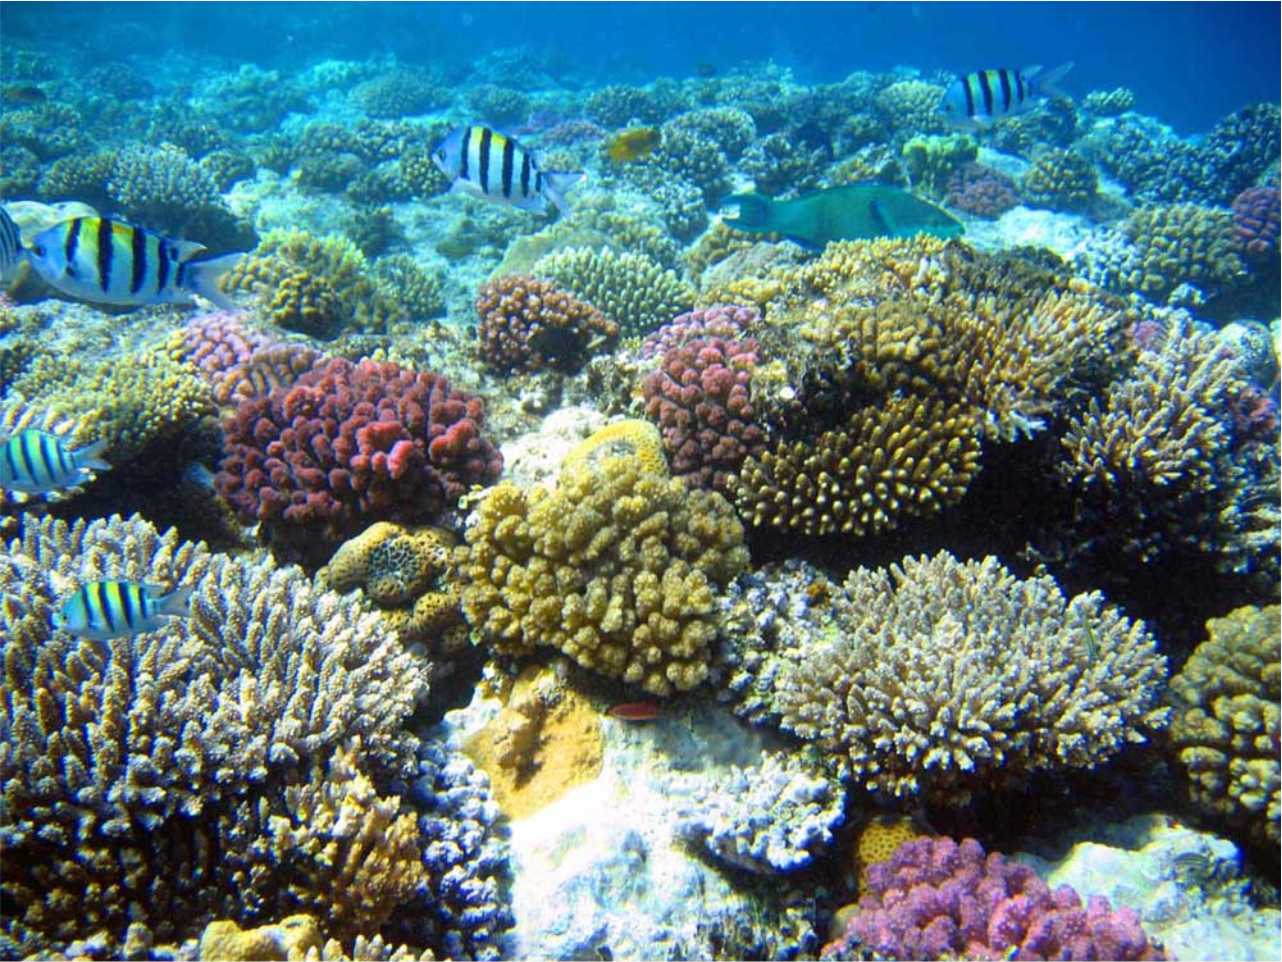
left=607, top=701, right=660, bottom=721
left=606, top=127, right=661, bottom=165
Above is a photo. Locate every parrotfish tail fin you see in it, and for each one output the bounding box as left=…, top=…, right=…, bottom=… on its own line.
left=184, top=252, right=244, bottom=310
left=721, top=192, right=773, bottom=232
left=155, top=584, right=195, bottom=618
left=1029, top=61, right=1074, bottom=101
left=542, top=171, right=584, bottom=216
left=71, top=437, right=111, bottom=472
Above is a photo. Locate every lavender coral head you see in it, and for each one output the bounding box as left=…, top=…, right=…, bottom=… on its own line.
left=825, top=836, right=1167, bottom=961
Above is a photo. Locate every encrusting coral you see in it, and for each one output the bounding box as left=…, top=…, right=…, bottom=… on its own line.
left=458, top=441, right=749, bottom=696
left=1167, top=604, right=1280, bottom=848
left=0, top=513, right=429, bottom=958
left=770, top=552, right=1169, bottom=805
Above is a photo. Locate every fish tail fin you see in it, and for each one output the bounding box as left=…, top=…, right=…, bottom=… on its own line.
left=721, top=192, right=773, bottom=231
left=1029, top=61, right=1074, bottom=101
left=542, top=171, right=583, bottom=216
left=71, top=437, right=111, bottom=472
left=155, top=585, right=195, bottom=618
left=184, top=252, right=244, bottom=309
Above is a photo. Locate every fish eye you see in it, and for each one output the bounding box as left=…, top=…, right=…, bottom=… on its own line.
left=33, top=244, right=44, bottom=256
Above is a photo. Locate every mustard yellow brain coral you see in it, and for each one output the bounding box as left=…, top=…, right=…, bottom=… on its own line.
left=1169, top=605, right=1280, bottom=847
left=459, top=453, right=749, bottom=696
left=562, top=419, right=668, bottom=478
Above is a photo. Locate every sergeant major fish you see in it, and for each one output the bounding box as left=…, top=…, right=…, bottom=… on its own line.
left=939, top=62, right=1074, bottom=127
left=433, top=124, right=583, bottom=216
left=54, top=580, right=193, bottom=641
left=0, top=205, right=23, bottom=285
left=0, top=428, right=110, bottom=495
left=25, top=216, right=242, bottom=309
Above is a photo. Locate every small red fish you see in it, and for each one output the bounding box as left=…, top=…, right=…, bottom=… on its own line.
left=606, top=701, right=660, bottom=721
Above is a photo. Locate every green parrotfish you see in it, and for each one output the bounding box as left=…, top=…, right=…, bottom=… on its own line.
left=721, top=184, right=964, bottom=249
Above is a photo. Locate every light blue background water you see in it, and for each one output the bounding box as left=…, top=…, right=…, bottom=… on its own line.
left=3, top=2, right=1278, bottom=134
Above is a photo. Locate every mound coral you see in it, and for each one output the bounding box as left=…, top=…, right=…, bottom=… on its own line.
left=215, top=358, right=502, bottom=562
left=1123, top=204, right=1246, bottom=303
left=1021, top=147, right=1099, bottom=212
left=873, top=80, right=948, bottom=137
left=1230, top=185, right=1280, bottom=264
left=458, top=449, right=749, bottom=696
left=352, top=68, right=447, bottom=118
left=825, top=836, right=1167, bottom=960
left=733, top=396, right=981, bottom=538
left=475, top=275, right=618, bottom=375
left=901, top=133, right=977, bottom=197
left=639, top=303, right=757, bottom=358
left=560, top=419, right=668, bottom=477
left=0, top=513, right=428, bottom=957
left=106, top=142, right=244, bottom=245
left=771, top=552, right=1169, bottom=804
left=944, top=162, right=1019, bottom=219
left=1167, top=604, right=1280, bottom=847
left=320, top=521, right=465, bottom=650
left=372, top=254, right=445, bottom=320
left=533, top=246, right=694, bottom=338
left=586, top=83, right=665, bottom=127
left=641, top=335, right=767, bottom=493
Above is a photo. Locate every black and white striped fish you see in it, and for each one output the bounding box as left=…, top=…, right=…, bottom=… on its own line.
left=54, top=580, right=193, bottom=640
left=0, top=205, right=24, bottom=285
left=432, top=124, right=583, bottom=216
left=25, top=216, right=242, bottom=308
left=0, top=428, right=110, bottom=495
left=939, top=63, right=1074, bottom=127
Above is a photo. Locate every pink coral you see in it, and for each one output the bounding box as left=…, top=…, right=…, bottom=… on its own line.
left=639, top=304, right=758, bottom=359
left=176, top=310, right=321, bottom=409
left=641, top=334, right=766, bottom=493
left=946, top=163, right=1020, bottom=219
left=823, top=836, right=1166, bottom=962
left=1230, top=185, right=1280, bottom=262
left=215, top=358, right=501, bottom=563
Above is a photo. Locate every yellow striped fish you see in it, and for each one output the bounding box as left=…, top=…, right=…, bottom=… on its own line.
left=432, top=124, right=583, bottom=216
left=54, top=580, right=194, bottom=640
left=939, top=62, right=1074, bottom=127
left=26, top=216, right=242, bottom=308
left=0, top=428, right=110, bottom=495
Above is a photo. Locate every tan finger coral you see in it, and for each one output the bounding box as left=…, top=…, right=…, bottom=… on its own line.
left=458, top=451, right=749, bottom=696
left=1168, top=604, right=1280, bottom=847
left=771, top=552, right=1170, bottom=805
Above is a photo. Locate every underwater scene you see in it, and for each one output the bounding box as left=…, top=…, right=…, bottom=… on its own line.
left=0, top=1, right=1280, bottom=959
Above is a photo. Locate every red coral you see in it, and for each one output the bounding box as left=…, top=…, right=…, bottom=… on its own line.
left=641, top=336, right=766, bottom=493
left=475, top=275, right=618, bottom=374
left=215, top=357, right=502, bottom=563
left=823, top=836, right=1166, bottom=962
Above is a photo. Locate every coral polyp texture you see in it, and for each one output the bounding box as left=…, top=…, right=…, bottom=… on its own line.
left=771, top=552, right=1169, bottom=805
left=475, top=275, right=619, bottom=374
left=1230, top=184, right=1281, bottom=263
left=458, top=448, right=749, bottom=696
left=215, top=357, right=502, bottom=561
left=641, top=334, right=767, bottom=493
left=824, top=836, right=1167, bottom=961
left=0, top=513, right=428, bottom=957
left=532, top=246, right=695, bottom=337
left=1122, top=203, right=1246, bottom=303
left=944, top=161, right=1020, bottom=218
left=1167, top=604, right=1280, bottom=848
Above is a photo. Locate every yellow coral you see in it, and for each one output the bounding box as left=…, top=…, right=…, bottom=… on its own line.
left=459, top=453, right=747, bottom=696
left=850, top=814, right=932, bottom=892
left=199, top=916, right=323, bottom=961
left=562, top=419, right=668, bottom=478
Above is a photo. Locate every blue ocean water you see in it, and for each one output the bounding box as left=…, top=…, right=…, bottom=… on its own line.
left=3, top=1, right=1278, bottom=134
left=1, top=3, right=1280, bottom=961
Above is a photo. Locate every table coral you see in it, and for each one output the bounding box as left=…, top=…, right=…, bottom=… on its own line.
left=0, top=513, right=428, bottom=958
left=215, top=357, right=502, bottom=562
left=458, top=450, right=749, bottom=696
left=824, top=836, right=1167, bottom=960
left=641, top=334, right=767, bottom=494
left=771, top=552, right=1169, bottom=804
left=1168, top=604, right=1280, bottom=848
left=534, top=246, right=695, bottom=338
left=475, top=275, right=618, bottom=375
left=732, top=395, right=981, bottom=538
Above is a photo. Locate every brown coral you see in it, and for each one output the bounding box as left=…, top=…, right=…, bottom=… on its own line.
left=475, top=275, right=618, bottom=374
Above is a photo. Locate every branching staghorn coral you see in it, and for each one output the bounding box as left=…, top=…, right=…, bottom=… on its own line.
left=0, top=513, right=428, bottom=957
left=770, top=552, right=1170, bottom=805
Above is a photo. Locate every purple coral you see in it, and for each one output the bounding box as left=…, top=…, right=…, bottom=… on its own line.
left=639, top=304, right=758, bottom=358
left=1230, top=185, right=1280, bottom=263
left=824, top=836, right=1167, bottom=961
left=946, top=162, right=1020, bottom=219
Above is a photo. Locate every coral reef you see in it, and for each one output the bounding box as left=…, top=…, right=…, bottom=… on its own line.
left=1021, top=147, right=1100, bottom=213
left=1122, top=204, right=1246, bottom=303
left=0, top=513, right=427, bottom=957
left=825, top=836, right=1167, bottom=960
left=733, top=395, right=981, bottom=538
left=457, top=449, right=749, bottom=696
left=873, top=80, right=947, bottom=137
left=1083, top=86, right=1138, bottom=116
left=1167, top=605, right=1280, bottom=848
left=771, top=552, right=1169, bottom=804
left=586, top=83, right=665, bottom=126
left=672, top=751, right=844, bottom=875
left=215, top=358, right=502, bottom=561
left=319, top=521, right=466, bottom=650
left=1230, top=185, right=1280, bottom=264
left=371, top=255, right=445, bottom=321
left=639, top=303, right=757, bottom=357
left=641, top=334, right=767, bottom=494
left=944, top=162, right=1019, bottom=219
left=352, top=68, right=447, bottom=118
left=900, top=133, right=977, bottom=197
left=475, top=275, right=618, bottom=375
left=560, top=418, right=668, bottom=478
left=532, top=246, right=694, bottom=338
left=106, top=142, right=244, bottom=245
